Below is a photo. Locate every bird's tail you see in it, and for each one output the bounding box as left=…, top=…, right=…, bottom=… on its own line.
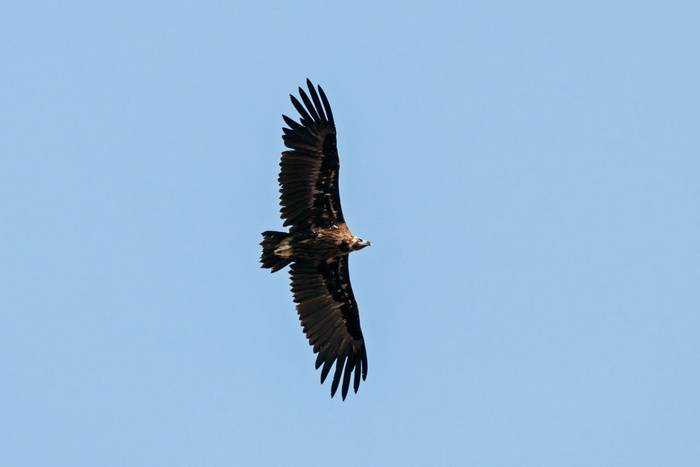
left=260, top=231, right=293, bottom=272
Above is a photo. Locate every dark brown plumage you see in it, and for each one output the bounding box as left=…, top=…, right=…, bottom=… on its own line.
left=260, top=79, right=371, bottom=400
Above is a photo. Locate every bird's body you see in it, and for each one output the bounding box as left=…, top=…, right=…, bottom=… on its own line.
left=263, top=224, right=367, bottom=265
left=260, top=80, right=371, bottom=400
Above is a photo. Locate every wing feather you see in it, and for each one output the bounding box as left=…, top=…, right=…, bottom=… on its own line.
left=306, top=78, right=327, bottom=122
left=330, top=353, right=346, bottom=398
left=341, top=355, right=355, bottom=399
left=320, top=359, right=334, bottom=383
left=318, top=85, right=335, bottom=126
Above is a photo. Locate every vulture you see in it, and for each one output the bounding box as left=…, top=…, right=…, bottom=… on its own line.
left=260, top=79, right=371, bottom=400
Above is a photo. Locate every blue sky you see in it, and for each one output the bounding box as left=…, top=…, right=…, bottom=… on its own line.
left=1, top=1, right=699, bottom=466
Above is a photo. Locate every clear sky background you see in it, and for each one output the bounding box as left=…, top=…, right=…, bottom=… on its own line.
left=1, top=1, right=699, bottom=466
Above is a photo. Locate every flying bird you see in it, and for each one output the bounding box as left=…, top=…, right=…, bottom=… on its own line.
left=260, top=79, right=371, bottom=400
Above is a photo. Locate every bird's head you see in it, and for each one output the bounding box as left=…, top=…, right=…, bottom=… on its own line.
left=350, top=236, right=371, bottom=251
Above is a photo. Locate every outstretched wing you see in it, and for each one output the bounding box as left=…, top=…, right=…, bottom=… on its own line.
left=290, top=256, right=368, bottom=399
left=279, top=79, right=345, bottom=233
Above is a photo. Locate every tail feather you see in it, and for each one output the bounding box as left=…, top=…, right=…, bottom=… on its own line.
left=260, top=231, right=292, bottom=272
